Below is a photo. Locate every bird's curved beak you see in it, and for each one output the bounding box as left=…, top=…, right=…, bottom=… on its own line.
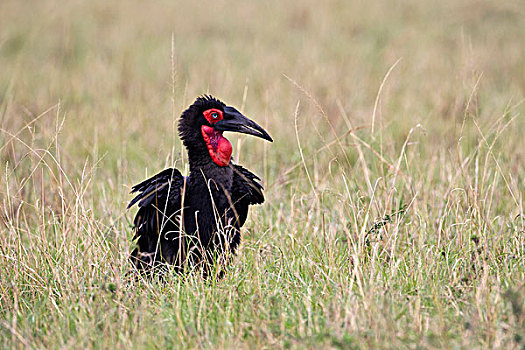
left=214, top=106, right=273, bottom=142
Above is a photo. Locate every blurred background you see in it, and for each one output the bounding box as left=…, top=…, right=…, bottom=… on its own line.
left=1, top=0, right=524, bottom=348
left=2, top=0, right=523, bottom=179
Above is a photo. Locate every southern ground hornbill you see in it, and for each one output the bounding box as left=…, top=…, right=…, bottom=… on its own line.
left=128, top=95, right=272, bottom=277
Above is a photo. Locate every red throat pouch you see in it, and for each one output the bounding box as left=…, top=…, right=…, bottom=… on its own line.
left=201, top=125, right=232, bottom=166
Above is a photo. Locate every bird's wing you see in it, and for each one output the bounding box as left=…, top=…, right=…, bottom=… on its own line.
left=128, top=168, right=185, bottom=256
left=128, top=168, right=185, bottom=210
left=230, top=164, right=265, bottom=227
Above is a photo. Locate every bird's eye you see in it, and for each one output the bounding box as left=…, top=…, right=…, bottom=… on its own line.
left=203, top=109, right=222, bottom=123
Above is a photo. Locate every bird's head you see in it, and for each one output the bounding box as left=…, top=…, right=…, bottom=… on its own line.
left=178, top=95, right=273, bottom=167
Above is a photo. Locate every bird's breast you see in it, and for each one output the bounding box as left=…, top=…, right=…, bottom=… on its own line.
left=183, top=166, right=235, bottom=242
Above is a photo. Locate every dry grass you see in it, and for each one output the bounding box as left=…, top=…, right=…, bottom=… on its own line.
left=1, top=0, right=524, bottom=348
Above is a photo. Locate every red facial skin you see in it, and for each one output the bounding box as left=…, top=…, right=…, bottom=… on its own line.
left=201, top=109, right=232, bottom=167
left=202, top=109, right=223, bottom=124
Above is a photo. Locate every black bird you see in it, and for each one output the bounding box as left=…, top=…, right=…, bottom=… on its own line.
left=127, top=95, right=272, bottom=277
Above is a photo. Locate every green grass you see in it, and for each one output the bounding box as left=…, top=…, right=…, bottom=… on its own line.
left=1, top=0, right=524, bottom=348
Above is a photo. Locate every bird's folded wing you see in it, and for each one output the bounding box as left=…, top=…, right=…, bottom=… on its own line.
left=229, top=164, right=265, bottom=228
left=128, top=168, right=185, bottom=262
left=127, top=168, right=185, bottom=209
left=231, top=164, right=265, bottom=206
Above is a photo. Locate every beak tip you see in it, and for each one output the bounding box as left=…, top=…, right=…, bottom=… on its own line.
left=262, top=131, right=273, bottom=142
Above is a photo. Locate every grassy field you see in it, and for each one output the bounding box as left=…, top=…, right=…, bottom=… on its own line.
left=1, top=0, right=524, bottom=348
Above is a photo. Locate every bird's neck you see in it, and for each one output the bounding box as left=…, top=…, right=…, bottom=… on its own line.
left=188, top=162, right=234, bottom=209
left=188, top=149, right=233, bottom=186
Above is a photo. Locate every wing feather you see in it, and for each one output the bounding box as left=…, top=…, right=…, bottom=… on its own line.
left=230, top=164, right=265, bottom=227
left=128, top=168, right=185, bottom=269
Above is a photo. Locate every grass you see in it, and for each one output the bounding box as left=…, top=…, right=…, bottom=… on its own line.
left=1, top=0, right=524, bottom=348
